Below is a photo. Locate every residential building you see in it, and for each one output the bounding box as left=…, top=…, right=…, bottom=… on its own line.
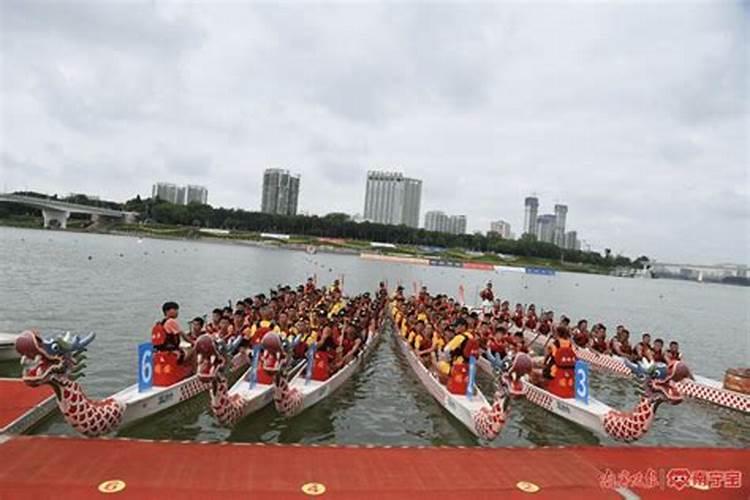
left=564, top=231, right=578, bottom=250
left=176, top=186, right=186, bottom=206
left=152, top=182, right=208, bottom=205
left=261, top=168, right=300, bottom=216
left=363, top=171, right=422, bottom=228
left=536, top=214, right=556, bottom=243
left=523, top=197, right=539, bottom=236
left=186, top=185, right=208, bottom=204
left=152, top=182, right=179, bottom=204
left=490, top=220, right=512, bottom=239
left=553, top=204, right=568, bottom=246
left=425, top=211, right=466, bottom=235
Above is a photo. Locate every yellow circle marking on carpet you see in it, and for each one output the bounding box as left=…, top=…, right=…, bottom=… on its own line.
left=97, top=480, right=126, bottom=494
left=301, top=482, right=327, bottom=496
left=516, top=481, right=541, bottom=493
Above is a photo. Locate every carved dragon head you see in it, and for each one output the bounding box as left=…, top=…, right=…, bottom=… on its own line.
left=195, top=334, right=243, bottom=383
left=637, top=359, right=690, bottom=405
left=16, top=330, right=95, bottom=387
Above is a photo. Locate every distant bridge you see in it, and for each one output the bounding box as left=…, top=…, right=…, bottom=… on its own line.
left=0, top=193, right=138, bottom=229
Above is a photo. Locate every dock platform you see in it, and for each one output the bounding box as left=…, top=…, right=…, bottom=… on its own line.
left=0, top=435, right=746, bottom=499
left=0, top=378, right=55, bottom=435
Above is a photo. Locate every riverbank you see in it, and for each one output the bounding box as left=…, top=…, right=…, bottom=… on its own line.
left=0, top=218, right=614, bottom=275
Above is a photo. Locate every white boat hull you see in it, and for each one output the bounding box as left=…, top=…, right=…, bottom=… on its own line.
left=394, top=330, right=492, bottom=438
left=111, top=355, right=249, bottom=429
left=476, top=356, right=610, bottom=438
left=285, top=331, right=380, bottom=415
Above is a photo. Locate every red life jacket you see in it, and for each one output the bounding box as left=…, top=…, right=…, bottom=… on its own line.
left=553, top=340, right=577, bottom=369
left=591, top=338, right=608, bottom=353
left=573, top=331, right=589, bottom=347
left=447, top=363, right=469, bottom=395
left=539, top=321, right=551, bottom=335
left=512, top=313, right=524, bottom=328
left=525, top=315, right=538, bottom=330
left=152, top=319, right=179, bottom=350
left=652, top=349, right=666, bottom=363
left=311, top=351, right=330, bottom=381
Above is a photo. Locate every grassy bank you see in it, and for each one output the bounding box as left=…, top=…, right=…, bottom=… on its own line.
left=0, top=218, right=613, bottom=274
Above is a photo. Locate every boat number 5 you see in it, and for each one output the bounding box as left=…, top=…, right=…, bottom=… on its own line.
left=138, top=342, right=153, bottom=392
left=574, top=360, right=589, bottom=405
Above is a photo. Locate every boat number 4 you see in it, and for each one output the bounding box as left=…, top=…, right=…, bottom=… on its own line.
left=138, top=342, right=153, bottom=393
left=575, top=360, right=589, bottom=405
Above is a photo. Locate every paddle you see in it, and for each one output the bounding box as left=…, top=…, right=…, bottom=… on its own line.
left=305, top=342, right=316, bottom=385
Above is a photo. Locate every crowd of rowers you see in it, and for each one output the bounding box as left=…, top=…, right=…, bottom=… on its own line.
left=150, top=278, right=388, bottom=382
left=391, top=283, right=683, bottom=397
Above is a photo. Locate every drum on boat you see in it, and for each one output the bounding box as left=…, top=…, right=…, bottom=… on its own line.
left=723, top=368, right=750, bottom=395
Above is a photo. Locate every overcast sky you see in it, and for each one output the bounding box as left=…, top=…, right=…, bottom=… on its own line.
left=1, top=1, right=747, bottom=264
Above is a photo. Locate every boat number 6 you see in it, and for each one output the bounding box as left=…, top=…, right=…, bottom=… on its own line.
left=138, top=342, right=153, bottom=392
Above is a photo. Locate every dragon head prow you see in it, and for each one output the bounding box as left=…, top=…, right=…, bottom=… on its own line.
left=16, top=330, right=95, bottom=387
left=644, top=360, right=690, bottom=404
left=196, top=334, right=242, bottom=382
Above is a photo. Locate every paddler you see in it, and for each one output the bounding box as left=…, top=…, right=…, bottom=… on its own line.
left=573, top=319, right=590, bottom=348
left=590, top=324, right=609, bottom=353
left=540, top=326, right=576, bottom=397
left=652, top=338, right=666, bottom=363
left=480, top=282, right=494, bottom=302
left=512, top=303, right=525, bottom=329
left=635, top=333, right=653, bottom=362
left=247, top=306, right=281, bottom=345
left=609, top=328, right=633, bottom=358
left=525, top=304, right=538, bottom=330
left=665, top=341, right=682, bottom=363
left=152, top=301, right=187, bottom=363
left=205, top=308, right=223, bottom=335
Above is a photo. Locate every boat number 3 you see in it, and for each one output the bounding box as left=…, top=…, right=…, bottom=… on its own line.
left=574, top=360, right=589, bottom=405
left=138, top=342, right=153, bottom=392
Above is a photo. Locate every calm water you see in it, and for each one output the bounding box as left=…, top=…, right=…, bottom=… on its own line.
left=0, top=227, right=748, bottom=447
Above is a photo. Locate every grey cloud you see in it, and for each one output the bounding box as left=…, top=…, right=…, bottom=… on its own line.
left=1, top=1, right=747, bottom=263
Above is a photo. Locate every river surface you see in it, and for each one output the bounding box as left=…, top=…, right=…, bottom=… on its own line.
left=0, top=227, right=748, bottom=447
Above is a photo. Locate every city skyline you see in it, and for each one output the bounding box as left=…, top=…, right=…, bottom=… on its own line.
left=1, top=2, right=746, bottom=264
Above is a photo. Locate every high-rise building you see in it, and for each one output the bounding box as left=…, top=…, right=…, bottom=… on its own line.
left=523, top=197, right=539, bottom=236
left=363, top=171, right=422, bottom=228
left=564, top=231, right=578, bottom=250
left=554, top=204, right=568, bottom=246
left=425, top=211, right=449, bottom=232
left=152, top=182, right=208, bottom=205
left=536, top=214, right=556, bottom=243
left=176, top=186, right=186, bottom=206
left=449, top=215, right=466, bottom=235
left=186, top=185, right=208, bottom=205
left=152, top=182, right=178, bottom=204
left=490, top=220, right=512, bottom=239
left=424, top=211, right=466, bottom=234
left=261, top=168, right=300, bottom=216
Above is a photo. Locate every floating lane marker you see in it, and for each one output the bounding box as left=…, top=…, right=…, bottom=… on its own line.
left=301, top=482, right=327, bottom=496
left=97, top=480, right=126, bottom=494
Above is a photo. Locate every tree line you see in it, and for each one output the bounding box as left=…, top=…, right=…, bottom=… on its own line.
left=2, top=191, right=640, bottom=267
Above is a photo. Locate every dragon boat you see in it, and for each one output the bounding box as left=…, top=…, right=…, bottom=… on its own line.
left=15, top=330, right=249, bottom=437
left=515, top=327, right=750, bottom=414
left=272, top=323, right=381, bottom=418
left=195, top=334, right=306, bottom=427
left=393, top=326, right=522, bottom=441
left=476, top=351, right=689, bottom=442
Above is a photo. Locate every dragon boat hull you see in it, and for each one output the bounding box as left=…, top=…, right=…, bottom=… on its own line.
left=394, top=330, right=495, bottom=439
left=111, top=354, right=249, bottom=429
left=515, top=328, right=750, bottom=414
left=476, top=356, right=615, bottom=438
left=278, top=329, right=380, bottom=418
